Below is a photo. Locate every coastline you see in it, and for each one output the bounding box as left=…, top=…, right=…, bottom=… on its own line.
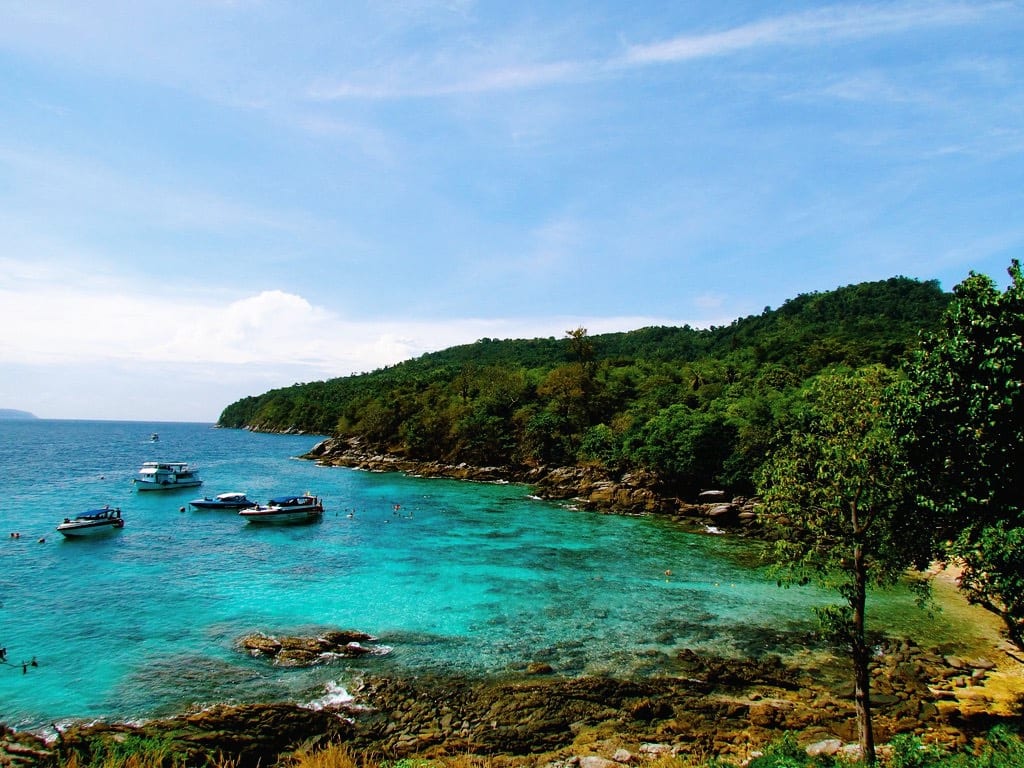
left=5, top=637, right=1020, bottom=768
left=302, top=437, right=761, bottom=529
left=4, top=435, right=1021, bottom=767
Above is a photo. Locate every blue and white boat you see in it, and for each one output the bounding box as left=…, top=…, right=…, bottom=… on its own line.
left=238, top=493, right=324, bottom=524
left=134, top=461, right=202, bottom=491
left=189, top=492, right=255, bottom=510
left=57, top=507, right=125, bottom=537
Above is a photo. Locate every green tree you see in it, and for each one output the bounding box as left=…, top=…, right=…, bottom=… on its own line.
left=901, top=260, right=1024, bottom=648
left=625, top=405, right=736, bottom=496
left=756, top=366, right=933, bottom=765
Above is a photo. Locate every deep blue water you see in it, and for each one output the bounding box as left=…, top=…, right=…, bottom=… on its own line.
left=0, top=420, right=995, bottom=730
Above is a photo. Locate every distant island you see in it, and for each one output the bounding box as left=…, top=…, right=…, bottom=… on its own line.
left=0, top=408, right=38, bottom=420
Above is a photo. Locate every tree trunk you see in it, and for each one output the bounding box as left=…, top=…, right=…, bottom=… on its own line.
left=852, top=543, right=876, bottom=765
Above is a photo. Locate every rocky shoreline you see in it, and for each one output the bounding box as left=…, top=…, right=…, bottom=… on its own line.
left=302, top=437, right=759, bottom=529
left=4, top=441, right=1018, bottom=767
left=4, top=634, right=1019, bottom=768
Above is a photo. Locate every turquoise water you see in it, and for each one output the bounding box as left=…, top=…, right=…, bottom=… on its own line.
left=0, top=420, right=994, bottom=730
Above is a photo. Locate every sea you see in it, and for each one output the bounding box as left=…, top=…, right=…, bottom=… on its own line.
left=0, top=420, right=1000, bottom=731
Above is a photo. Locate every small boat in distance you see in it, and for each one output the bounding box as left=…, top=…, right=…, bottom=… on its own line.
left=150, top=432, right=159, bottom=442
left=134, top=461, right=203, bottom=491
left=57, top=507, right=124, bottom=537
left=239, top=493, right=324, bottom=524
left=189, top=492, right=256, bottom=510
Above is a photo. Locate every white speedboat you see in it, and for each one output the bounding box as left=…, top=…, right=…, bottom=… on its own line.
left=134, top=461, right=203, bottom=491
left=57, top=507, right=124, bottom=537
left=239, top=493, right=324, bottom=524
left=189, top=491, right=255, bottom=510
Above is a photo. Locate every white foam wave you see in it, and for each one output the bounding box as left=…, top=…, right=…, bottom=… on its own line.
left=302, top=680, right=353, bottom=710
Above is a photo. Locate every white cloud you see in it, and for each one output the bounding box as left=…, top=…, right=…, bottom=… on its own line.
left=0, top=259, right=712, bottom=374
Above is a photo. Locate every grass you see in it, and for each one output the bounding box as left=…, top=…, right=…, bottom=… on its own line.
left=52, top=727, right=1024, bottom=768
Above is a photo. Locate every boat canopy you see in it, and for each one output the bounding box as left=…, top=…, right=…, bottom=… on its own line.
left=80, top=508, right=119, bottom=519
left=270, top=495, right=314, bottom=505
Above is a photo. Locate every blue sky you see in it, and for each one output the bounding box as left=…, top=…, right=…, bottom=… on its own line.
left=1, top=1, right=1022, bottom=421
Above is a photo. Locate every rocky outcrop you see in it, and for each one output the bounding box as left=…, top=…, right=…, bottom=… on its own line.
left=23, top=641, right=1012, bottom=768
left=52, top=703, right=353, bottom=768
left=305, top=437, right=527, bottom=483
left=238, top=630, right=388, bottom=666
left=0, top=725, right=51, bottom=768
left=303, top=438, right=762, bottom=528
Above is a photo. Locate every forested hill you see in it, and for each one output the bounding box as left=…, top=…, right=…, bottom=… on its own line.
left=218, top=277, right=949, bottom=494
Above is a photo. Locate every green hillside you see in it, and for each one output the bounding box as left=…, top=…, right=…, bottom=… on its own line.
left=218, top=276, right=949, bottom=495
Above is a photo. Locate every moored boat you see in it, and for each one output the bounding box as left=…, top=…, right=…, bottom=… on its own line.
left=134, top=461, right=202, bottom=491
left=239, top=493, right=324, bottom=524
left=189, top=492, right=256, bottom=510
left=57, top=507, right=124, bottom=537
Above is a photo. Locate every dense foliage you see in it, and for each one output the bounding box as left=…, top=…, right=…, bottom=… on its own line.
left=218, top=277, right=949, bottom=496
left=900, top=260, right=1024, bottom=647
left=756, top=366, right=934, bottom=764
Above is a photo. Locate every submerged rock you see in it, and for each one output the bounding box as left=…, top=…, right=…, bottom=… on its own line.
left=239, top=629, right=385, bottom=666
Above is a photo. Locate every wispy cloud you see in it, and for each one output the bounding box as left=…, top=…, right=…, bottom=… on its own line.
left=307, top=60, right=589, bottom=100
left=623, top=3, right=998, bottom=65
left=309, top=2, right=1005, bottom=101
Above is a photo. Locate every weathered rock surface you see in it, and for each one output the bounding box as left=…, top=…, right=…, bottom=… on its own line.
left=7, top=641, right=1010, bottom=768
left=0, top=725, right=52, bottom=768
left=238, top=630, right=385, bottom=666
left=304, top=438, right=761, bottom=526
left=50, top=703, right=353, bottom=768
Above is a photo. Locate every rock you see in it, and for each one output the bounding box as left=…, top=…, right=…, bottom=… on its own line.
left=322, top=630, right=375, bottom=645
left=805, top=739, right=843, bottom=757
left=54, top=703, right=353, bottom=768
left=578, top=757, right=618, bottom=768
left=612, top=748, right=635, bottom=763
left=0, top=725, right=53, bottom=768
left=527, top=662, right=554, bottom=675
left=748, top=702, right=781, bottom=727
left=872, top=694, right=901, bottom=707
left=240, top=634, right=282, bottom=655
left=638, top=742, right=673, bottom=756
left=238, top=629, right=386, bottom=666
left=708, top=504, right=736, bottom=519
left=966, top=657, right=996, bottom=671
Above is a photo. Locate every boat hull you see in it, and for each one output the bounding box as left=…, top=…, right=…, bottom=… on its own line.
left=135, top=461, right=203, bottom=491
left=136, top=478, right=204, bottom=491
left=57, top=520, right=124, bottom=537
left=238, top=508, right=323, bottom=524
left=189, top=495, right=254, bottom=510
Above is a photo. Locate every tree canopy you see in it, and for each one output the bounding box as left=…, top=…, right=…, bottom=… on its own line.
left=218, top=277, right=950, bottom=496
left=901, top=260, right=1024, bottom=647
left=756, top=366, right=934, bottom=764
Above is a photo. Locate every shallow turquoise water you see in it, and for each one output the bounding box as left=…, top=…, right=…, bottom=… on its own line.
left=0, top=420, right=993, bottom=730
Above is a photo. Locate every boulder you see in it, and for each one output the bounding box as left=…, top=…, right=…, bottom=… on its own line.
left=805, top=739, right=843, bottom=757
